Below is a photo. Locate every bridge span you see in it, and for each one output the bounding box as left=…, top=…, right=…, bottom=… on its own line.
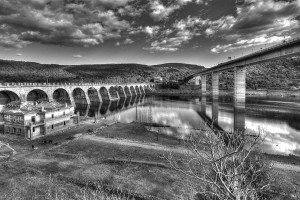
left=0, top=82, right=155, bottom=109
left=184, top=37, right=300, bottom=131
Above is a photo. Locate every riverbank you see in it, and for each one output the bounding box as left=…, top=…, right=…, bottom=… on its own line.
left=0, top=121, right=299, bottom=199
left=154, top=87, right=300, bottom=97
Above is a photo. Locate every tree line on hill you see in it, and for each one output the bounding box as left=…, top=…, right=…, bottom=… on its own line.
left=1, top=57, right=300, bottom=90
left=0, top=60, right=203, bottom=84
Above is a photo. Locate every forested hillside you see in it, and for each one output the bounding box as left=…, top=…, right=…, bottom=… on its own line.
left=1, top=57, right=300, bottom=90
left=0, top=60, right=204, bottom=84
left=217, top=56, right=300, bottom=90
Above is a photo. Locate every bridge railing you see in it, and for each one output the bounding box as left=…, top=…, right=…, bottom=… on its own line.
left=216, top=36, right=300, bottom=67
left=0, top=82, right=154, bottom=87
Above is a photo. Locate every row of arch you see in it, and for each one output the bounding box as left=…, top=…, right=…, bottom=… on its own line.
left=0, top=85, right=154, bottom=107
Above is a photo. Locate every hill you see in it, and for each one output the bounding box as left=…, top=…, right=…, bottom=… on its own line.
left=0, top=60, right=204, bottom=84
left=1, top=57, right=300, bottom=90
left=218, top=56, right=300, bottom=90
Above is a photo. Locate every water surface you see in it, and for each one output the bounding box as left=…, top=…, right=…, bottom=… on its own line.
left=75, top=95, right=300, bottom=156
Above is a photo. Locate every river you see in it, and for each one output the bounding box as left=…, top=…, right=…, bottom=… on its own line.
left=75, top=94, right=300, bottom=156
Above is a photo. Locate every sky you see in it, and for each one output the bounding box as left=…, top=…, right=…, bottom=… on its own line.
left=0, top=0, right=299, bottom=68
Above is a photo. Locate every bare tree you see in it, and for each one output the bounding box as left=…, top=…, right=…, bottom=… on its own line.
left=165, top=130, right=273, bottom=200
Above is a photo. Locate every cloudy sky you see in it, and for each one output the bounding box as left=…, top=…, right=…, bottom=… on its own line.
left=0, top=0, right=299, bottom=67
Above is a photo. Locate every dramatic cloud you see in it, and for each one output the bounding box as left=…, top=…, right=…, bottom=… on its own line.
left=72, top=54, right=82, bottom=58
left=211, top=35, right=291, bottom=53
left=149, top=1, right=180, bottom=21
left=143, top=16, right=206, bottom=52
left=209, top=0, right=300, bottom=53
left=0, top=0, right=130, bottom=48
left=116, top=38, right=134, bottom=46
left=0, top=0, right=298, bottom=59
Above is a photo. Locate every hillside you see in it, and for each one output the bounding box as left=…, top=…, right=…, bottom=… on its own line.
left=217, top=56, right=300, bottom=90
left=1, top=57, right=300, bottom=90
left=0, top=60, right=204, bottom=84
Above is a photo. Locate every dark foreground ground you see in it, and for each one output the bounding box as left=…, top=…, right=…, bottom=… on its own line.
left=0, top=120, right=299, bottom=200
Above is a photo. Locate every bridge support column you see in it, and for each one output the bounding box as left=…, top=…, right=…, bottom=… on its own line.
left=233, top=66, right=246, bottom=132
left=201, top=95, right=206, bottom=115
left=107, top=88, right=112, bottom=101
left=122, top=87, right=127, bottom=98
left=85, top=104, right=90, bottom=118
left=211, top=72, right=219, bottom=126
left=115, top=87, right=120, bottom=99
left=128, top=88, right=132, bottom=97
left=84, top=91, right=91, bottom=105
left=96, top=90, right=103, bottom=102
left=212, top=98, right=219, bottom=127
left=234, top=105, right=245, bottom=133
left=201, top=75, right=206, bottom=96
left=195, top=76, right=200, bottom=85
left=212, top=72, right=219, bottom=100
left=234, top=66, right=246, bottom=105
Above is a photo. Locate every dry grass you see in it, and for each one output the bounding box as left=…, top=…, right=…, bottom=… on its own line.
left=2, top=174, right=135, bottom=200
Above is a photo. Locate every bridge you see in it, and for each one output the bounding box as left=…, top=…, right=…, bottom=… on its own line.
left=184, top=37, right=300, bottom=131
left=0, top=82, right=155, bottom=110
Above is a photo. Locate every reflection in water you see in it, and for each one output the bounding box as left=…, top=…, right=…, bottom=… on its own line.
left=100, top=101, right=110, bottom=115
left=74, top=95, right=300, bottom=156
left=118, top=98, right=125, bottom=110
left=124, top=97, right=130, bottom=108
left=109, top=100, right=118, bottom=112
left=130, top=95, right=136, bottom=106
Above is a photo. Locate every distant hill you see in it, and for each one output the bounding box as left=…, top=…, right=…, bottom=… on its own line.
left=2, top=57, right=299, bottom=90
left=0, top=60, right=204, bottom=84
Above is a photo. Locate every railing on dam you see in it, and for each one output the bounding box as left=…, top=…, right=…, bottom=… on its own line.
left=0, top=82, right=153, bottom=87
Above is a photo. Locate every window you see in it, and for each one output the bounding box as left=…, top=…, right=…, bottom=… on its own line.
left=52, top=114, right=54, bottom=118
left=63, top=111, right=66, bottom=116
left=7, top=127, right=10, bottom=133
left=33, top=127, right=35, bottom=132
left=13, top=128, right=16, bottom=133
left=64, top=121, right=66, bottom=126
left=51, top=125, right=54, bottom=129
left=31, top=116, right=35, bottom=123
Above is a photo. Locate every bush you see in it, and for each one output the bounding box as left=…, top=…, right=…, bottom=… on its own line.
left=166, top=130, right=275, bottom=200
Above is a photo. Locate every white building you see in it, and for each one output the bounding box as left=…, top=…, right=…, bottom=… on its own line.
left=2, top=101, right=79, bottom=140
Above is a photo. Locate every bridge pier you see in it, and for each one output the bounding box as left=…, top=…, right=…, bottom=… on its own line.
left=96, top=90, right=103, bottom=102
left=201, top=95, right=206, bottom=115
left=212, top=72, right=219, bottom=100
left=211, top=72, right=219, bottom=126
left=195, top=76, right=200, bottom=85
left=107, top=88, right=112, bottom=101
left=115, top=87, right=120, bottom=99
left=84, top=91, right=91, bottom=105
left=212, top=98, right=219, bottom=127
left=201, top=75, right=206, bottom=96
left=234, top=66, right=246, bottom=106
left=121, top=87, right=127, bottom=98
left=233, top=66, right=246, bottom=132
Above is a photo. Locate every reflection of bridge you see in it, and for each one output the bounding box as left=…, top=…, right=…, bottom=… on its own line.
left=75, top=95, right=150, bottom=119
left=0, top=82, right=155, bottom=109
left=193, top=97, right=245, bottom=133
left=185, top=37, right=300, bottom=131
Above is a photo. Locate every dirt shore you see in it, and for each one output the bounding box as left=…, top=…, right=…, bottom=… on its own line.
left=0, top=121, right=299, bottom=199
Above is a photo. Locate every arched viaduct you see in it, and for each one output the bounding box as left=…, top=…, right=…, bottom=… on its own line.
left=0, top=82, right=155, bottom=109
